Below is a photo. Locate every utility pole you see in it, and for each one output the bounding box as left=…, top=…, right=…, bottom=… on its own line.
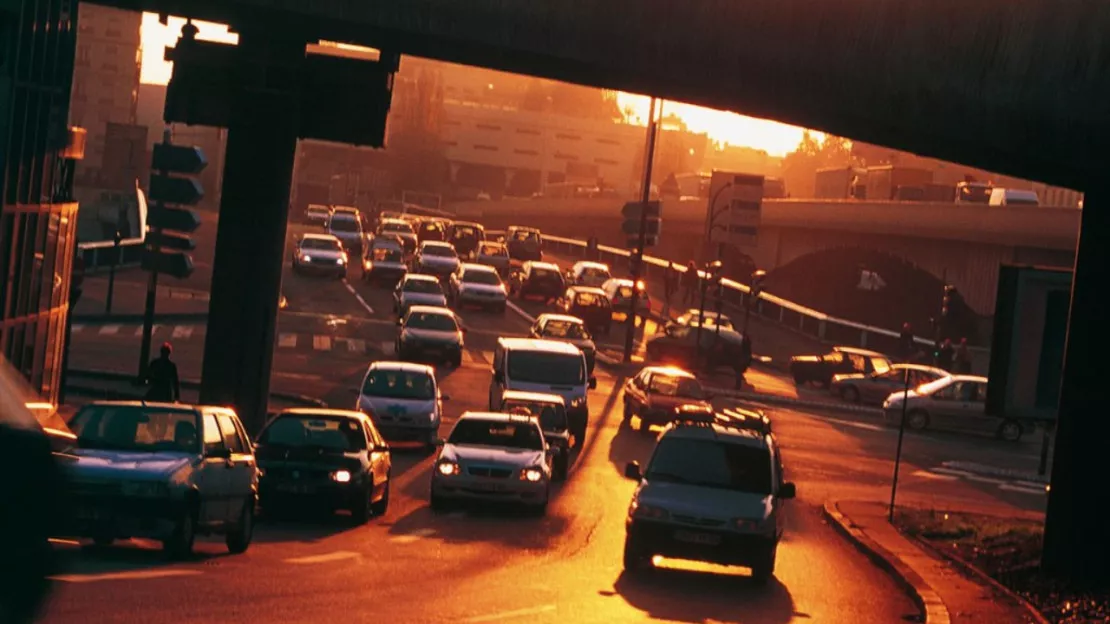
left=138, top=128, right=172, bottom=378
left=623, top=97, right=661, bottom=363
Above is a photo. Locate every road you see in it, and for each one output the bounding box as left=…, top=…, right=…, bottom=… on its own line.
left=52, top=219, right=1045, bottom=623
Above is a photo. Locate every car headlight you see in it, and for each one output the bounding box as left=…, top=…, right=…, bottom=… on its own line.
left=121, top=480, right=169, bottom=497
left=335, top=258, right=345, bottom=265
left=570, top=396, right=587, bottom=408
left=520, top=466, right=545, bottom=482
left=629, top=500, right=669, bottom=520
left=301, top=254, right=312, bottom=263
left=437, top=461, right=460, bottom=476
left=330, top=469, right=352, bottom=483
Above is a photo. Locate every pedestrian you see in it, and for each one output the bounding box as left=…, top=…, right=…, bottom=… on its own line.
left=954, top=337, right=972, bottom=374
left=935, top=338, right=955, bottom=372
left=898, top=322, right=915, bottom=361
left=682, top=260, right=698, bottom=307
left=145, top=342, right=181, bottom=402
left=735, top=333, right=753, bottom=390
left=663, top=262, right=677, bottom=317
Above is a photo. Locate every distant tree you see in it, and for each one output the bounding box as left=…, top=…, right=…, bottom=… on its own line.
left=780, top=131, right=853, bottom=197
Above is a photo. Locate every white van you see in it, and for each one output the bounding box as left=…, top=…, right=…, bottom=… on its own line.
left=489, top=338, right=596, bottom=446
left=988, top=188, right=1039, bottom=206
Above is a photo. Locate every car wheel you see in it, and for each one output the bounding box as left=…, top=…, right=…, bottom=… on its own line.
left=998, top=420, right=1023, bottom=442
left=841, top=386, right=861, bottom=404
left=906, top=410, right=930, bottom=431
left=750, top=545, right=777, bottom=585
left=163, top=505, right=197, bottom=560
left=226, top=498, right=255, bottom=554
left=372, top=481, right=391, bottom=517
left=622, top=537, right=653, bottom=573
left=352, top=484, right=374, bottom=524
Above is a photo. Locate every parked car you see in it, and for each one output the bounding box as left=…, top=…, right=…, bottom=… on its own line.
left=413, top=241, right=461, bottom=279
left=396, top=305, right=466, bottom=367
left=882, top=375, right=1027, bottom=441
left=505, top=225, right=543, bottom=262
left=356, top=361, right=447, bottom=448
left=447, top=221, right=485, bottom=259
left=509, top=261, right=565, bottom=303
left=362, top=236, right=407, bottom=285
left=255, top=408, right=391, bottom=522
left=449, top=263, right=508, bottom=313
left=63, top=401, right=258, bottom=559
left=830, top=364, right=948, bottom=405
left=555, top=286, right=613, bottom=336
left=529, top=313, right=597, bottom=373
left=394, top=274, right=448, bottom=318
left=622, top=419, right=795, bottom=582
left=475, top=241, right=512, bottom=277
left=292, top=233, right=348, bottom=279
left=621, top=366, right=713, bottom=432
left=499, top=391, right=571, bottom=480
left=566, top=261, right=611, bottom=288
left=789, top=346, right=891, bottom=387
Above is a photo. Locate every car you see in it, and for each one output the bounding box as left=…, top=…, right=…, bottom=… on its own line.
left=790, top=346, right=892, bottom=387
left=566, top=261, right=611, bottom=288
left=449, top=263, right=508, bottom=313
left=394, top=273, right=448, bottom=318
left=601, top=277, right=653, bottom=318
left=555, top=286, right=613, bottom=336
left=413, top=240, right=461, bottom=279
left=325, top=209, right=366, bottom=257
left=356, top=362, right=448, bottom=448
left=430, top=411, right=552, bottom=514
left=621, top=366, right=713, bottom=432
left=305, top=203, right=332, bottom=225
left=505, top=225, right=543, bottom=262
left=882, top=374, right=1027, bottom=441
left=63, top=401, right=258, bottom=559
left=255, top=408, right=392, bottom=523
left=645, top=323, right=748, bottom=373
left=499, top=391, right=572, bottom=480
left=622, top=418, right=796, bottom=582
left=447, top=221, right=485, bottom=258
left=377, top=218, right=419, bottom=255
left=396, top=305, right=467, bottom=367
left=529, top=313, right=597, bottom=373
left=831, top=364, right=948, bottom=405
left=291, top=233, right=348, bottom=279
left=509, top=260, right=565, bottom=303
left=416, top=219, right=448, bottom=243
left=362, top=236, right=407, bottom=285
left=474, top=240, right=511, bottom=277
left=672, top=309, right=734, bottom=331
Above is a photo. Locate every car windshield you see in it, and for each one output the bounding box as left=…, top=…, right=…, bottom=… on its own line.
left=649, top=374, right=705, bottom=399
left=647, top=438, right=772, bottom=494
left=69, top=405, right=201, bottom=454
left=512, top=230, right=539, bottom=243
left=531, top=268, right=559, bottom=280
left=573, top=292, right=606, bottom=307
left=361, top=369, right=435, bottom=400
left=423, top=245, right=456, bottom=258
left=449, top=419, right=544, bottom=450
left=453, top=226, right=478, bottom=238
left=403, top=279, right=443, bottom=295
left=507, top=351, right=585, bottom=385
left=372, top=247, right=403, bottom=263
left=502, top=401, right=567, bottom=431
left=383, top=223, right=414, bottom=234
left=258, top=415, right=366, bottom=451
left=582, top=267, right=609, bottom=279
left=330, top=218, right=360, bottom=232
left=479, top=245, right=507, bottom=258
left=542, top=320, right=589, bottom=340
left=406, top=311, right=458, bottom=332
left=301, top=238, right=342, bottom=251
left=463, top=270, right=501, bottom=285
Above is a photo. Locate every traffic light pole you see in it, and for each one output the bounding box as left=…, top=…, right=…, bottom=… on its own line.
left=138, top=128, right=172, bottom=380
left=623, top=97, right=660, bottom=363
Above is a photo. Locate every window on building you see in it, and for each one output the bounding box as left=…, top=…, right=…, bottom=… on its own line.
left=514, top=149, right=539, bottom=156
left=105, top=28, right=122, bottom=38
left=443, top=140, right=458, bottom=147
left=516, top=128, right=541, bottom=136
left=555, top=133, right=581, bottom=141
left=473, top=145, right=498, bottom=152
left=597, top=138, right=621, bottom=146
left=75, top=45, right=91, bottom=66
left=476, top=123, right=501, bottom=131
left=554, top=152, right=577, bottom=161
left=594, top=158, right=619, bottom=166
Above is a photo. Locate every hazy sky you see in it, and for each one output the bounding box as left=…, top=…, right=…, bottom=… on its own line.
left=140, top=14, right=811, bottom=157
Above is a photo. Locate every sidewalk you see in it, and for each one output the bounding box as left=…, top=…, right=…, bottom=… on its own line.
left=824, top=500, right=1044, bottom=624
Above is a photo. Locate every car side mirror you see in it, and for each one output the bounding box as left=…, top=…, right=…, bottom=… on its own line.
left=779, top=482, right=796, bottom=500
left=588, top=377, right=597, bottom=390
left=624, top=461, right=642, bottom=480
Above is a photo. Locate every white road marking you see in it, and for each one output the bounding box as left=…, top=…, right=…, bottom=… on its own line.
left=818, top=417, right=886, bottom=432
left=506, top=300, right=535, bottom=323
left=71, top=324, right=84, bottom=334
left=172, top=326, right=193, bottom=339
left=964, top=474, right=1008, bottom=485
left=99, top=325, right=120, bottom=335
left=273, top=371, right=324, bottom=381
left=134, top=324, right=162, bottom=337
left=313, top=335, right=332, bottom=351
left=346, top=338, right=366, bottom=353
left=277, top=333, right=297, bottom=348
left=911, top=470, right=959, bottom=481
left=390, top=528, right=437, bottom=544
left=51, top=569, right=203, bottom=583
left=343, top=280, right=375, bottom=315
left=1014, top=480, right=1048, bottom=489
left=999, top=483, right=1048, bottom=496
left=931, top=467, right=977, bottom=478
left=284, top=550, right=362, bottom=565
left=461, top=605, right=557, bottom=623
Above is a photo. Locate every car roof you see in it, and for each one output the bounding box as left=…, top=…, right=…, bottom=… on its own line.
left=277, top=408, right=369, bottom=421
left=332, top=206, right=359, bottom=214
left=451, top=221, right=483, bottom=228
left=567, top=285, right=607, bottom=295
left=834, top=346, right=887, bottom=357
left=301, top=233, right=341, bottom=242
left=460, top=262, right=497, bottom=273
left=420, top=240, right=453, bottom=248
left=307, top=204, right=331, bottom=212
left=508, top=225, right=539, bottom=232
left=500, top=390, right=567, bottom=405
left=682, top=308, right=729, bottom=319
left=573, top=261, right=609, bottom=270
left=526, top=261, right=561, bottom=271
left=403, top=273, right=440, bottom=283
left=479, top=241, right=505, bottom=248
left=407, top=304, right=455, bottom=316
left=640, top=365, right=696, bottom=379
left=537, top=313, right=584, bottom=325
left=457, top=411, right=541, bottom=425
left=893, top=364, right=949, bottom=374
left=381, top=218, right=412, bottom=226
left=367, top=360, right=436, bottom=375
left=662, top=421, right=772, bottom=448
left=949, top=374, right=989, bottom=383
left=498, top=337, right=582, bottom=355
left=81, top=400, right=199, bottom=412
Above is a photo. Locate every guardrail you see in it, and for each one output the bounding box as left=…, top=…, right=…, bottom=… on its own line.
left=488, top=229, right=989, bottom=370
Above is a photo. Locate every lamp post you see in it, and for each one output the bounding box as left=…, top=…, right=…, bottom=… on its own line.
left=104, top=229, right=122, bottom=314
left=694, top=260, right=723, bottom=367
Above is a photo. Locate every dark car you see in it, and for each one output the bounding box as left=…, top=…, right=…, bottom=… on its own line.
left=416, top=219, right=448, bottom=243
left=790, top=346, right=892, bottom=387
left=396, top=305, right=467, bottom=367
left=447, top=221, right=485, bottom=259
left=500, top=391, right=572, bottom=480
left=510, top=261, right=565, bottom=303
left=505, top=225, right=543, bottom=262
left=645, top=323, right=748, bottom=373
left=256, top=409, right=391, bottom=523
left=556, top=286, right=613, bottom=336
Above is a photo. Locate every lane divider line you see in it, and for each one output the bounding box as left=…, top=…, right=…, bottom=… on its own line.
left=284, top=550, right=362, bottom=565
left=343, top=280, right=375, bottom=315
left=910, top=470, right=959, bottom=481
left=461, top=605, right=557, bottom=623
left=50, top=569, right=203, bottom=583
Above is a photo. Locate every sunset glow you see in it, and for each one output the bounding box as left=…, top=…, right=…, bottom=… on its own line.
left=140, top=13, right=809, bottom=156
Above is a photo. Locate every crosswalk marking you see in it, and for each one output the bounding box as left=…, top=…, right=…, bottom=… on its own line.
left=172, top=326, right=193, bottom=339
left=133, top=325, right=161, bottom=337
left=313, top=335, right=332, bottom=351
left=999, top=483, right=1048, bottom=496
left=99, top=325, right=120, bottom=335
left=346, top=338, right=366, bottom=352
left=277, top=333, right=297, bottom=348
left=71, top=324, right=85, bottom=334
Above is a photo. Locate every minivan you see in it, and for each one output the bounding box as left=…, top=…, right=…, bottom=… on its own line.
left=489, top=338, right=596, bottom=447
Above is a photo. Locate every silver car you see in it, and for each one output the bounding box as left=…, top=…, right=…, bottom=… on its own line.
left=450, top=263, right=508, bottom=314
left=394, top=274, right=448, bottom=318
left=430, top=411, right=552, bottom=514
left=326, top=211, right=366, bottom=256
left=567, top=261, right=611, bottom=288
left=882, top=374, right=1026, bottom=441
left=413, top=241, right=460, bottom=278
left=356, top=361, right=447, bottom=448
left=529, top=313, right=597, bottom=373
left=292, top=233, right=348, bottom=279
left=475, top=241, right=511, bottom=277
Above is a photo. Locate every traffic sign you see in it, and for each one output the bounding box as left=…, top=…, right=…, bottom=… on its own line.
left=146, top=229, right=197, bottom=251
left=152, top=143, right=208, bottom=174
left=147, top=205, right=202, bottom=233
left=149, top=174, right=204, bottom=206
left=621, top=217, right=662, bottom=236
left=709, top=171, right=764, bottom=249
left=141, top=249, right=195, bottom=279
left=621, top=200, right=662, bottom=221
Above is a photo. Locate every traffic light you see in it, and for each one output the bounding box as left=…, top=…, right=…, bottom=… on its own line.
left=750, top=269, right=767, bottom=298
left=144, top=140, right=206, bottom=279
left=622, top=200, right=662, bottom=249
left=941, top=284, right=957, bottom=318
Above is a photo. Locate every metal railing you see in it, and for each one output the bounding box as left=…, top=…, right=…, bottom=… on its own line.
left=77, top=238, right=145, bottom=273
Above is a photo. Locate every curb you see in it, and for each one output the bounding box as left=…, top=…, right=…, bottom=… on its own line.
left=939, top=461, right=1050, bottom=485
left=909, top=535, right=1049, bottom=624
left=708, top=386, right=884, bottom=417
left=66, top=369, right=327, bottom=408
left=72, top=313, right=209, bottom=324
left=822, top=501, right=949, bottom=624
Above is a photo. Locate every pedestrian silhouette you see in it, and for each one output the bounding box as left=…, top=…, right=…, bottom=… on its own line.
left=146, top=342, right=181, bottom=402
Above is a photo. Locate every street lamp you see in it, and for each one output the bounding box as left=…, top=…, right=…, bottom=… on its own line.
left=694, top=260, right=724, bottom=367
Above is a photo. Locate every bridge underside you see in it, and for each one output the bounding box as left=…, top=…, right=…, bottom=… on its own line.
left=102, top=0, right=1108, bottom=191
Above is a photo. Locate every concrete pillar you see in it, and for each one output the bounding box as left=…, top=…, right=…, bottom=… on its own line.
left=200, top=31, right=304, bottom=433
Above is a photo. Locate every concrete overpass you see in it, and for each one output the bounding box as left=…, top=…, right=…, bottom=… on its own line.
left=456, top=198, right=1080, bottom=313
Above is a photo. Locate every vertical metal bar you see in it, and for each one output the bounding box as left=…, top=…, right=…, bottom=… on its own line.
left=888, top=367, right=911, bottom=522
left=622, top=97, right=660, bottom=363
left=138, top=128, right=170, bottom=379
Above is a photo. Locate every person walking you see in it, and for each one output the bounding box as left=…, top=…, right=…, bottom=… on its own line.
left=145, top=342, right=181, bottom=402
left=735, top=333, right=753, bottom=390
left=898, top=322, right=916, bottom=362
left=935, top=338, right=955, bottom=372
left=682, top=260, right=699, bottom=307
left=954, top=337, right=972, bottom=374
left=663, top=262, right=678, bottom=317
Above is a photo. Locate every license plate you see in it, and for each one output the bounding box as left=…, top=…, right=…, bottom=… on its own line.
left=277, top=484, right=313, bottom=494
left=674, top=530, right=721, bottom=545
